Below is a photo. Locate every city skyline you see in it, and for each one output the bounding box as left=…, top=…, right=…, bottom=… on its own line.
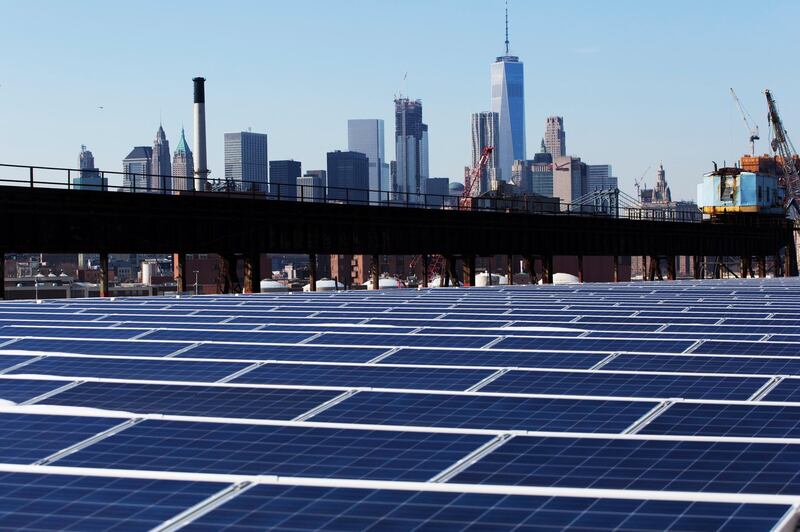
left=1, top=1, right=800, bottom=201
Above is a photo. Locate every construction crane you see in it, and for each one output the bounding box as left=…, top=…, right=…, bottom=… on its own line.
left=634, top=165, right=651, bottom=201
left=409, top=146, right=494, bottom=286
left=461, top=145, right=495, bottom=207
left=730, top=88, right=760, bottom=156
left=765, top=89, right=800, bottom=207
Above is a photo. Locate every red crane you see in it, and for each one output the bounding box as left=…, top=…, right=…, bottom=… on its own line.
left=410, top=146, right=494, bottom=286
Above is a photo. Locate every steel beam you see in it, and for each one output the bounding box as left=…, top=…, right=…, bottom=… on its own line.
left=370, top=254, right=379, bottom=290
left=174, top=253, right=186, bottom=293
left=99, top=252, right=109, bottom=298
left=507, top=254, right=513, bottom=285
left=309, top=253, right=317, bottom=292
left=243, top=253, right=260, bottom=294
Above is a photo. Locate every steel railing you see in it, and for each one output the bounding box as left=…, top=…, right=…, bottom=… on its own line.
left=0, top=163, right=704, bottom=222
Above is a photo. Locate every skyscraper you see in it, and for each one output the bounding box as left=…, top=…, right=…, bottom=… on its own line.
left=327, top=151, right=369, bottom=204
left=297, top=170, right=326, bottom=202
left=74, top=145, right=106, bottom=191
left=122, top=146, right=152, bottom=192
left=490, top=5, right=525, bottom=183
left=586, top=164, right=617, bottom=191
left=269, top=160, right=301, bottom=200
left=544, top=117, right=566, bottom=157
left=394, top=98, right=429, bottom=202
left=150, top=125, right=171, bottom=193
left=224, top=131, right=268, bottom=192
left=470, top=111, right=500, bottom=193
left=348, top=119, right=389, bottom=204
left=172, top=127, right=194, bottom=192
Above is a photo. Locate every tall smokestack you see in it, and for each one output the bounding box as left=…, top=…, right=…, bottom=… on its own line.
left=193, top=77, right=208, bottom=191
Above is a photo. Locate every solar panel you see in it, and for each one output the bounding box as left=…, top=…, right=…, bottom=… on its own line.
left=0, top=413, right=120, bottom=463
left=308, top=332, right=495, bottom=348
left=493, top=336, right=695, bottom=354
left=0, top=378, right=73, bottom=403
left=58, top=420, right=491, bottom=481
left=312, top=391, right=655, bottom=433
left=0, top=278, right=798, bottom=528
left=232, top=363, right=494, bottom=391
left=381, top=348, right=607, bottom=369
left=8, top=356, right=250, bottom=382
left=452, top=435, right=800, bottom=494
left=639, top=402, right=800, bottom=438
left=481, top=370, right=767, bottom=400
left=604, top=354, right=800, bottom=375
left=178, top=342, right=387, bottom=363
left=38, top=381, right=342, bottom=420
left=6, top=338, right=188, bottom=357
left=0, top=326, right=145, bottom=340
left=187, top=484, right=792, bottom=531
left=0, top=472, right=224, bottom=530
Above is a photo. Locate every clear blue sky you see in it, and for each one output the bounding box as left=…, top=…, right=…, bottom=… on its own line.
left=1, top=0, right=799, bottom=200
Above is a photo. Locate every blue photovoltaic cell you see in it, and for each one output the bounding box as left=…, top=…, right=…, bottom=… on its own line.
left=9, top=356, right=249, bottom=383
left=8, top=338, right=189, bottom=357
left=603, top=354, right=800, bottom=375
left=229, top=316, right=366, bottom=325
left=481, top=370, right=767, bottom=400
left=308, top=332, right=496, bottom=348
left=312, top=391, right=654, bottom=433
left=639, top=402, right=800, bottom=438
left=0, top=378, right=73, bottom=403
left=144, top=329, right=313, bottom=344
left=493, top=336, right=695, bottom=354
left=59, top=420, right=490, bottom=481
left=0, top=326, right=144, bottom=340
left=693, top=340, right=800, bottom=357
left=233, top=363, right=493, bottom=391
left=179, top=342, right=387, bottom=363
left=0, top=413, right=120, bottom=463
left=0, top=472, right=224, bottom=530
left=452, top=435, right=800, bottom=494
left=583, top=331, right=768, bottom=341
left=762, top=379, right=800, bottom=402
left=381, top=348, right=606, bottom=369
left=42, top=381, right=341, bottom=420
left=0, top=355, right=33, bottom=371
left=186, top=484, right=791, bottom=532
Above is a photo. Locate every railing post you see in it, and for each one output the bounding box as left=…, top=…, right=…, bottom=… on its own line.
left=67, top=169, right=71, bottom=190
left=29, top=167, right=34, bottom=188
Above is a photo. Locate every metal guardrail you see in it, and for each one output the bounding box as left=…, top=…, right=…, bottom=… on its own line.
left=0, top=163, right=704, bottom=222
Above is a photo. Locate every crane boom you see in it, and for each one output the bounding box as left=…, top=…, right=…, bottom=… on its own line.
left=730, top=88, right=760, bottom=156
left=765, top=89, right=800, bottom=207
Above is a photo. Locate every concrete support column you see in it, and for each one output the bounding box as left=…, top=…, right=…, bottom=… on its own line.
left=577, top=255, right=584, bottom=283
left=174, top=253, right=187, bottom=293
left=463, top=255, right=476, bottom=287
left=309, top=253, right=317, bottom=292
left=542, top=255, right=553, bottom=284
left=758, top=256, right=766, bottom=278
left=785, top=251, right=792, bottom=278
left=641, top=255, right=647, bottom=281
left=99, top=252, right=109, bottom=298
left=692, top=256, right=702, bottom=279
left=647, top=255, right=656, bottom=281
left=613, top=256, right=620, bottom=283
left=524, top=256, right=536, bottom=284
left=443, top=256, right=457, bottom=287
left=714, top=256, right=723, bottom=279
left=507, top=254, right=514, bottom=285
left=243, top=253, right=261, bottom=294
left=218, top=253, right=239, bottom=294
left=421, top=255, right=429, bottom=288
left=370, top=254, right=380, bottom=290
left=666, top=256, right=676, bottom=280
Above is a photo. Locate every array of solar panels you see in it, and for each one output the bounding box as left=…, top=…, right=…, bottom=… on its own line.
left=0, top=279, right=799, bottom=530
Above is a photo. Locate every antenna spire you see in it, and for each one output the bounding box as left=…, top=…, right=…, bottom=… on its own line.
left=504, top=0, right=509, bottom=54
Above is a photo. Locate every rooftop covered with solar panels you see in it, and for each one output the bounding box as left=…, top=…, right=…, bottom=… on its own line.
left=0, top=279, right=799, bottom=529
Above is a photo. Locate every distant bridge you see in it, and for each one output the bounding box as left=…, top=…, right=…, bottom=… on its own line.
left=0, top=164, right=794, bottom=296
